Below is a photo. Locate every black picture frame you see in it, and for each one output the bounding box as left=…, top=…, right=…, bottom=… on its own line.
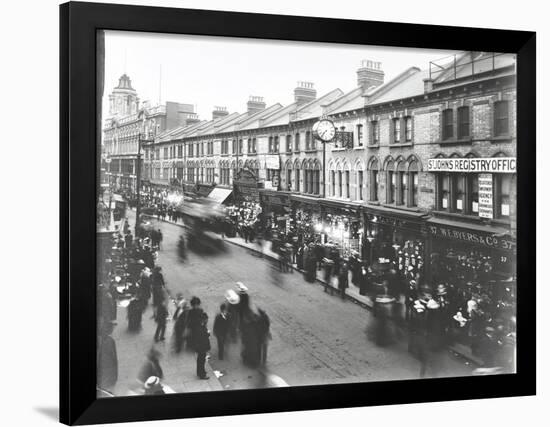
left=60, top=1, right=536, bottom=425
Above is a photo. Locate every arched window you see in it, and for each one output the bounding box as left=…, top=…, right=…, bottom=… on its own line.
left=313, top=161, right=321, bottom=195
left=396, top=161, right=407, bottom=205
left=439, top=173, right=450, bottom=210
left=284, top=160, right=292, bottom=191
left=328, top=161, right=336, bottom=197
left=355, top=160, right=365, bottom=201
left=496, top=174, right=512, bottom=218
left=493, top=152, right=513, bottom=219
left=385, top=159, right=396, bottom=204
left=343, top=162, right=351, bottom=199
left=294, top=159, right=301, bottom=192
left=334, top=162, right=343, bottom=198
left=305, top=131, right=313, bottom=150
left=302, top=160, right=309, bottom=194
left=368, top=158, right=379, bottom=201
left=408, top=160, right=419, bottom=207
left=452, top=173, right=465, bottom=212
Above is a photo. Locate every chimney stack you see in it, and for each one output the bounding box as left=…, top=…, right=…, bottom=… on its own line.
left=247, top=96, right=266, bottom=114
left=357, top=60, right=384, bottom=90
left=212, top=106, right=229, bottom=120
left=423, top=78, right=434, bottom=93
left=294, top=81, right=317, bottom=106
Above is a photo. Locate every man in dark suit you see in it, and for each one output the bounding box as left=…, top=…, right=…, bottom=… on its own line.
left=213, top=304, right=230, bottom=360
left=186, top=296, right=204, bottom=351
left=194, top=312, right=211, bottom=379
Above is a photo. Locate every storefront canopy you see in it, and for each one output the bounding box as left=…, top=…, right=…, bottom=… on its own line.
left=426, top=216, right=515, bottom=251
left=207, top=188, right=233, bottom=204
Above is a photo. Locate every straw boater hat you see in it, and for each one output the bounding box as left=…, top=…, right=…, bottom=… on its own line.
left=426, top=298, right=440, bottom=310
left=413, top=300, right=426, bottom=313
left=453, top=311, right=468, bottom=327
left=225, top=289, right=240, bottom=305
left=436, top=284, right=447, bottom=295
left=144, top=376, right=161, bottom=390
left=235, top=282, right=248, bottom=293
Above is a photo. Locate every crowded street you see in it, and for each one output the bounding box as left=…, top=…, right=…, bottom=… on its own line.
left=104, top=209, right=474, bottom=396
left=96, top=47, right=517, bottom=398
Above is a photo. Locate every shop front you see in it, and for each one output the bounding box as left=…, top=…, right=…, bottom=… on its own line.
left=289, top=194, right=323, bottom=245
left=425, top=216, right=516, bottom=364
left=363, top=206, right=428, bottom=284
left=319, top=200, right=364, bottom=260
left=259, top=190, right=292, bottom=236
left=233, top=168, right=263, bottom=204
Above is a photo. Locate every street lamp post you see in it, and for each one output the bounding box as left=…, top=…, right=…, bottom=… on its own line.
left=135, top=112, right=149, bottom=236
left=135, top=132, right=142, bottom=236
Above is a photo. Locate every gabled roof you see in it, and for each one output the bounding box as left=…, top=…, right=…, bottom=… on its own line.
left=325, top=86, right=365, bottom=115
left=237, top=104, right=284, bottom=131
left=156, top=119, right=215, bottom=143
left=213, top=111, right=251, bottom=133
left=258, top=102, right=299, bottom=127
left=290, top=89, right=345, bottom=122
left=364, top=67, right=425, bottom=105
left=190, top=113, right=241, bottom=138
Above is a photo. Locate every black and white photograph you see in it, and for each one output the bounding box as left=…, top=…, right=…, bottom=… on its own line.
left=96, top=30, right=518, bottom=398
left=2, top=0, right=544, bottom=425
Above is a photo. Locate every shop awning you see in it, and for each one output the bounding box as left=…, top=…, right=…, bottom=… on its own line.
left=207, top=188, right=233, bottom=204
left=426, top=216, right=511, bottom=236
left=365, top=204, right=428, bottom=220
left=426, top=216, right=515, bottom=251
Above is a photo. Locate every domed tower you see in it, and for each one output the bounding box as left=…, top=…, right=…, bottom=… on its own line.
left=108, top=74, right=139, bottom=117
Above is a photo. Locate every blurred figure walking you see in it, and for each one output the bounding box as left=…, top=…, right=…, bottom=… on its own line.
left=154, top=302, right=168, bottom=342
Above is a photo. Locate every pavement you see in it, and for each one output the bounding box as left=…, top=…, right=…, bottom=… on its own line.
left=107, top=218, right=224, bottom=397
left=112, top=209, right=476, bottom=393
left=220, top=235, right=486, bottom=366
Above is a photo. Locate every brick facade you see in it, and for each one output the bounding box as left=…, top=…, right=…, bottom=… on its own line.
left=143, top=53, right=517, bottom=238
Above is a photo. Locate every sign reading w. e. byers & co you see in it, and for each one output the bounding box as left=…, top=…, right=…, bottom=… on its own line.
left=427, top=157, right=516, bottom=173
left=428, top=225, right=515, bottom=251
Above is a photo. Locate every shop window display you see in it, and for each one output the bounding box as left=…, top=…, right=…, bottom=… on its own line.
left=429, top=243, right=516, bottom=368
left=467, top=174, right=479, bottom=214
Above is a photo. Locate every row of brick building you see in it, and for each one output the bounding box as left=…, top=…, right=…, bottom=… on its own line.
left=103, top=51, right=517, bottom=284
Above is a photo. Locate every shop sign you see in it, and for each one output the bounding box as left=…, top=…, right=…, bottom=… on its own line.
left=265, top=155, right=280, bottom=169
left=234, top=169, right=260, bottom=200
left=271, top=172, right=280, bottom=188
left=267, top=194, right=288, bottom=206
left=478, top=173, right=494, bottom=219
left=428, top=224, right=515, bottom=251
left=427, top=157, right=516, bottom=173
left=366, top=213, right=422, bottom=232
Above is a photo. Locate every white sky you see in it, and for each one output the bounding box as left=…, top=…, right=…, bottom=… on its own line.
left=102, top=30, right=460, bottom=120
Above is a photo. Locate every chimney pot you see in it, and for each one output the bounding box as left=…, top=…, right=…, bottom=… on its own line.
left=294, top=81, right=317, bottom=106
left=357, top=59, right=385, bottom=90
left=247, top=96, right=266, bottom=114
left=423, top=78, right=434, bottom=93
left=212, top=106, right=229, bottom=120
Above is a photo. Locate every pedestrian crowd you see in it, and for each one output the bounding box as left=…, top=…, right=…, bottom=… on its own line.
left=97, top=215, right=273, bottom=396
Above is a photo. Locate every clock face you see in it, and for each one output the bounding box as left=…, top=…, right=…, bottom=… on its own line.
left=316, top=119, right=336, bottom=142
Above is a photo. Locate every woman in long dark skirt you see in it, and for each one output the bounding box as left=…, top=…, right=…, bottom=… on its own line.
left=127, top=297, right=143, bottom=332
